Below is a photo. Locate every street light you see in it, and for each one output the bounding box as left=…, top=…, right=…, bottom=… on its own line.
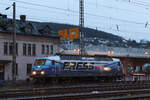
left=107, top=50, right=114, bottom=56
left=5, top=2, right=16, bottom=81
left=145, top=51, right=149, bottom=55
left=74, top=48, right=80, bottom=52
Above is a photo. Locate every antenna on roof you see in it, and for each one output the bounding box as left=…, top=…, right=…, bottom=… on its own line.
left=116, top=24, right=119, bottom=31
left=145, top=21, right=148, bottom=28
left=67, top=0, right=70, bottom=16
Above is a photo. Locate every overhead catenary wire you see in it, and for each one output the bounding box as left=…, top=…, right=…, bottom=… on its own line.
left=10, top=12, right=147, bottom=35
left=10, top=0, right=150, bottom=18
left=0, top=2, right=79, bottom=24
left=89, top=25, right=150, bottom=38
left=6, top=13, right=76, bottom=25
left=134, top=0, right=150, bottom=4
left=0, top=2, right=71, bottom=16
left=6, top=0, right=149, bottom=26
left=122, top=0, right=150, bottom=8
left=84, top=1, right=150, bottom=15
left=4, top=0, right=150, bottom=33
left=2, top=0, right=149, bottom=33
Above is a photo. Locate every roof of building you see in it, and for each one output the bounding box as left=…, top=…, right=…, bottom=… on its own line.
left=0, top=15, right=60, bottom=38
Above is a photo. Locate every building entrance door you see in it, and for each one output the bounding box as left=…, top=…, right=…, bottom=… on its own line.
left=0, top=64, right=4, bottom=80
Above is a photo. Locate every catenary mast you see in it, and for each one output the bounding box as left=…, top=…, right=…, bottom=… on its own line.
left=79, top=0, right=85, bottom=56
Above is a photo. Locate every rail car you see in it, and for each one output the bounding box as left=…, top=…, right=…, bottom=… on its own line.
left=31, top=55, right=123, bottom=82
left=142, top=63, right=150, bottom=74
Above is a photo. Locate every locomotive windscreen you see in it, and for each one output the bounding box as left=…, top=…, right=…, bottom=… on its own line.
left=34, top=59, right=46, bottom=66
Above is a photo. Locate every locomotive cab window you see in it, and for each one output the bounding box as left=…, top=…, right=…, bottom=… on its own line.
left=51, top=60, right=55, bottom=65
left=34, top=59, right=46, bottom=65
left=118, top=62, right=120, bottom=66
left=45, top=60, right=51, bottom=65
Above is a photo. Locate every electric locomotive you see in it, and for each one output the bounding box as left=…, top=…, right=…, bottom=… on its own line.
left=31, top=55, right=123, bottom=82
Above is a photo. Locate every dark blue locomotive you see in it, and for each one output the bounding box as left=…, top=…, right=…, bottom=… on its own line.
left=31, top=55, right=123, bottom=81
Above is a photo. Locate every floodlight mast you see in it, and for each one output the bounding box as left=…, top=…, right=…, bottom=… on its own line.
left=79, top=0, right=85, bottom=56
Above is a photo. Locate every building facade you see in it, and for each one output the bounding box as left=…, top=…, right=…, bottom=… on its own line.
left=0, top=15, right=60, bottom=81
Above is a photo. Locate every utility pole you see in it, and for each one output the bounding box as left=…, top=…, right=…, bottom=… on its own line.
left=79, top=0, right=85, bottom=56
left=5, top=2, right=16, bottom=81
left=12, top=2, right=16, bottom=81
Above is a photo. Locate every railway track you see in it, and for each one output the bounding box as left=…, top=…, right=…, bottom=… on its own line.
left=1, top=88, right=150, bottom=100
left=1, top=81, right=150, bottom=100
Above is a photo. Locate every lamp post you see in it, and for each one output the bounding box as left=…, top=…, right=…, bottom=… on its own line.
left=12, top=2, right=16, bottom=81
left=5, top=2, right=16, bottom=81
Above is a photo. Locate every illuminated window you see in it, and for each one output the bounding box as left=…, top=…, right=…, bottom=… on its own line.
left=51, top=60, right=55, bottom=65
left=34, top=59, right=46, bottom=66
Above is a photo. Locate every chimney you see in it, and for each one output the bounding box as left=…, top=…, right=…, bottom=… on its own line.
left=2, top=14, right=7, bottom=19
left=20, top=15, right=26, bottom=22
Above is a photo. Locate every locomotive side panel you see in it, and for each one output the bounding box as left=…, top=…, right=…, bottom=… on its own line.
left=31, top=56, right=123, bottom=80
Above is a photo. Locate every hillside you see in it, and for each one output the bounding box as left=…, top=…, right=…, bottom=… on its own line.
left=45, top=22, right=124, bottom=42
left=46, top=22, right=150, bottom=48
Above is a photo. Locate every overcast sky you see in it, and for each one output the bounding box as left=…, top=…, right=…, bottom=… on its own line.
left=1, top=0, right=150, bottom=41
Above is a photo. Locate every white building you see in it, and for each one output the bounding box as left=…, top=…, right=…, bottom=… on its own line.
left=0, top=15, right=60, bottom=81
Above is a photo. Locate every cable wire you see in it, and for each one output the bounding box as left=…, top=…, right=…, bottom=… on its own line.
left=10, top=0, right=148, bottom=26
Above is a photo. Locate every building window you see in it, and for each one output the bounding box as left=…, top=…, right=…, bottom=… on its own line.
left=16, top=63, right=18, bottom=75
left=23, top=43, right=27, bottom=56
left=27, top=64, right=32, bottom=75
left=28, top=44, right=31, bottom=56
left=50, top=45, right=53, bottom=55
left=46, top=45, right=49, bottom=55
left=4, top=42, right=8, bottom=55
left=16, top=43, right=18, bottom=55
left=9, top=42, right=18, bottom=55
left=23, top=43, right=36, bottom=56
left=42, top=45, right=45, bottom=54
left=32, top=44, right=36, bottom=56
left=9, top=43, right=13, bottom=55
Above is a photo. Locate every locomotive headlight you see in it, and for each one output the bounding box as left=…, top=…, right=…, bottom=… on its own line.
left=40, top=71, right=45, bottom=75
left=104, top=67, right=111, bottom=71
left=32, top=71, right=37, bottom=75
